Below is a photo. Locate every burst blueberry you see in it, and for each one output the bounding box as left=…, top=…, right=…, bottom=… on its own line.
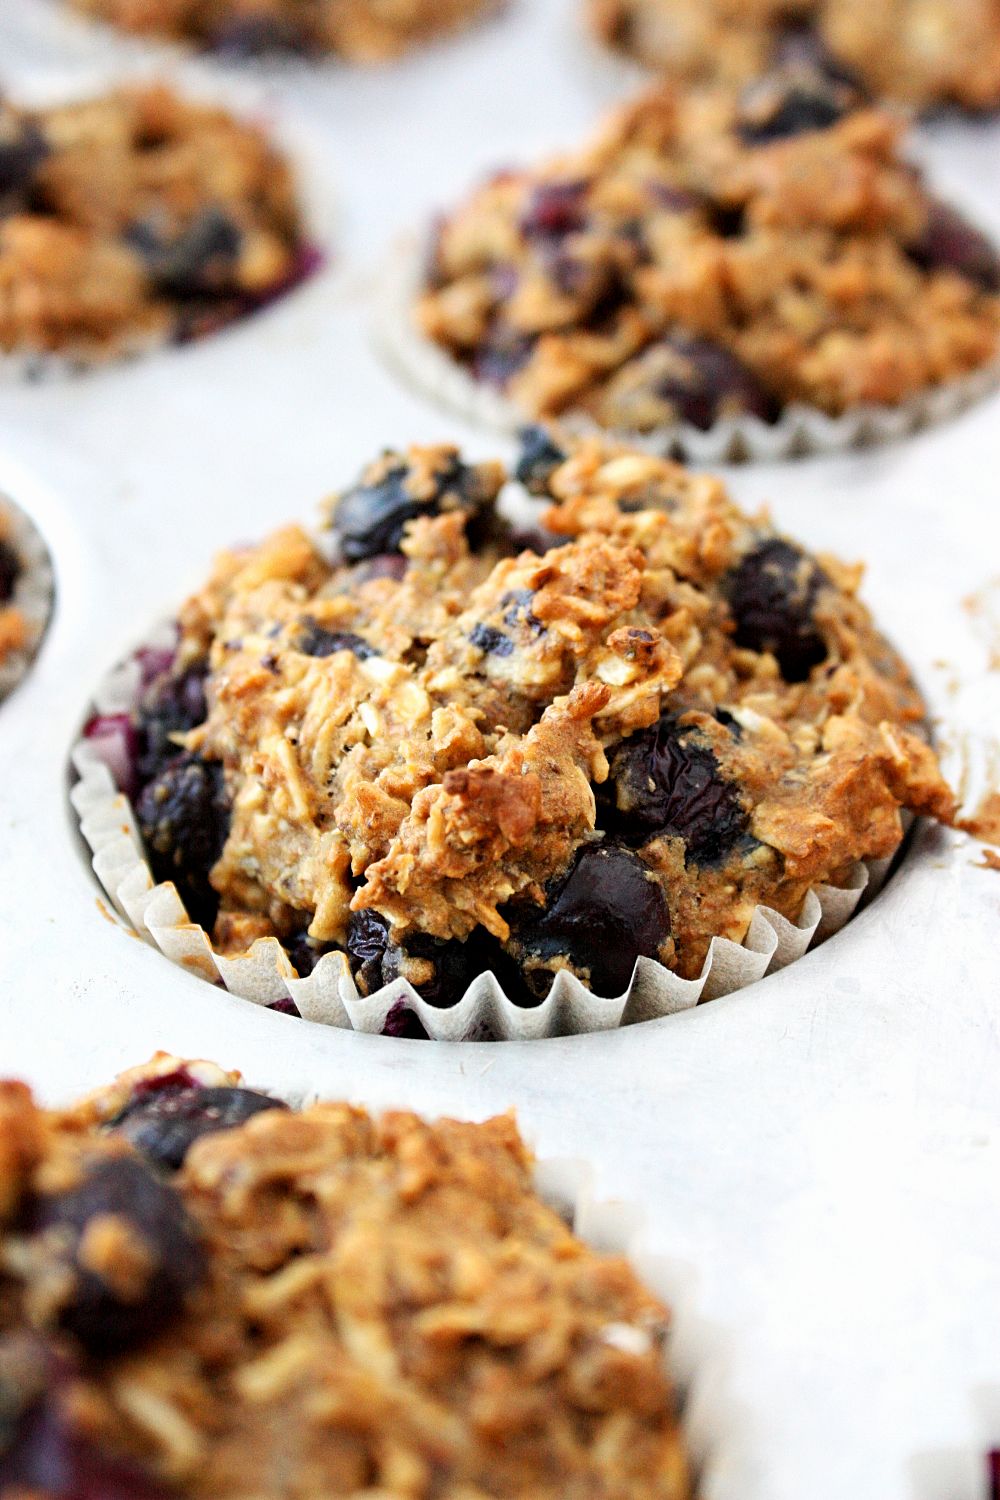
left=724, top=537, right=829, bottom=681
left=603, top=716, right=749, bottom=865
left=514, top=427, right=566, bottom=495
left=330, top=453, right=500, bottom=563
left=297, top=621, right=378, bottom=660
left=504, top=844, right=671, bottom=999
left=27, top=1156, right=203, bottom=1353
left=135, top=752, right=229, bottom=927
left=134, top=661, right=208, bottom=785
left=109, top=1082, right=286, bottom=1171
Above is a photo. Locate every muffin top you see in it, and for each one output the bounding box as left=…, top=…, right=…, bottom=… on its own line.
left=114, top=434, right=954, bottom=1006
left=589, top=0, right=1000, bottom=113
left=416, top=81, right=1000, bottom=431
left=0, top=83, right=306, bottom=360
left=0, top=506, right=27, bottom=669
left=0, top=1055, right=689, bottom=1499
left=66, top=0, right=501, bottom=60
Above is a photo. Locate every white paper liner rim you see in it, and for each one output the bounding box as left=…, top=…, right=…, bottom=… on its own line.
left=69, top=621, right=907, bottom=1040
left=0, top=497, right=55, bottom=703
left=374, top=234, right=1000, bottom=464
left=0, top=62, right=338, bottom=384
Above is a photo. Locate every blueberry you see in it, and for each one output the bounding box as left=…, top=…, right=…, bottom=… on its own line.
left=504, top=844, right=671, bottom=999
left=0, top=119, right=49, bottom=201
left=330, top=453, right=498, bottom=563
left=135, top=752, right=229, bottom=928
left=210, top=15, right=311, bottom=54
left=284, top=929, right=335, bottom=977
left=907, top=200, right=1000, bottom=293
left=347, top=910, right=485, bottom=1007
left=27, top=1157, right=202, bottom=1353
left=0, top=537, right=21, bottom=604
left=470, top=329, right=534, bottom=389
left=771, top=24, right=865, bottom=91
left=134, top=661, right=209, bottom=786
left=737, top=68, right=854, bottom=143
left=109, top=1083, right=286, bottom=1172
left=514, top=426, right=566, bottom=495
left=501, top=588, right=544, bottom=633
left=380, top=1001, right=430, bottom=1040
left=724, top=537, right=829, bottom=681
left=520, top=180, right=588, bottom=240
left=603, top=715, right=748, bottom=864
left=615, top=333, right=779, bottom=430
left=469, top=623, right=514, bottom=657
left=125, top=208, right=242, bottom=297
left=296, top=621, right=378, bottom=660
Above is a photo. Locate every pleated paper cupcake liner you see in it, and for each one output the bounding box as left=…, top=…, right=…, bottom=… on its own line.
left=0, top=497, right=55, bottom=704
left=374, top=233, right=1000, bottom=464
left=0, top=62, right=337, bottom=383
left=69, top=621, right=899, bottom=1041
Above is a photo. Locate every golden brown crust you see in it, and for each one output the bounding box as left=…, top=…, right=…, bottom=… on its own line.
left=590, top=0, right=1000, bottom=111
left=0, top=84, right=304, bottom=359
left=416, top=86, right=999, bottom=426
left=0, top=1060, right=690, bottom=1499
left=67, top=0, right=501, bottom=60
left=122, top=436, right=955, bottom=995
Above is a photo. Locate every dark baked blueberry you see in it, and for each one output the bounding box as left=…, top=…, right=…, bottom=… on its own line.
left=211, top=15, right=312, bottom=54
left=724, top=537, right=829, bottom=681
left=603, top=716, right=748, bottom=864
left=109, top=1083, right=286, bottom=1171
left=347, top=910, right=485, bottom=1007
left=505, top=844, right=670, bottom=999
left=330, top=454, right=498, bottom=563
left=771, top=24, right=865, bottom=91
left=135, top=661, right=209, bottom=786
left=2, top=1398, right=172, bottom=1499
left=501, top=588, right=544, bottom=633
left=469, top=623, right=514, bottom=657
left=380, top=1001, right=430, bottom=1040
left=135, top=752, right=229, bottom=928
left=0, top=537, right=21, bottom=603
left=737, top=67, right=854, bottom=143
left=647, top=333, right=780, bottom=429
left=470, top=328, right=534, bottom=388
left=0, top=119, right=49, bottom=201
left=520, top=180, right=588, bottom=240
left=514, top=426, right=566, bottom=495
left=125, top=207, right=242, bottom=297
left=907, top=200, right=1000, bottom=292
left=27, top=1157, right=203, bottom=1353
left=284, top=929, right=335, bottom=977
left=297, top=621, right=378, bottom=660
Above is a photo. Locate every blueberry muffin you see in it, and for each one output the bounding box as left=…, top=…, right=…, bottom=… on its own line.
left=0, top=501, right=52, bottom=703
left=0, top=83, right=310, bottom=362
left=82, top=433, right=955, bottom=1009
left=414, top=83, right=1000, bottom=434
left=0, top=509, right=29, bottom=676
left=589, top=0, right=1000, bottom=113
left=0, top=1055, right=690, bottom=1499
left=66, top=0, right=502, bottom=60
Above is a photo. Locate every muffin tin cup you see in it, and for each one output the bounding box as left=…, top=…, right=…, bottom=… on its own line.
left=0, top=496, right=55, bottom=703
left=0, top=61, right=338, bottom=382
left=70, top=619, right=901, bottom=1041
left=374, top=233, right=1000, bottom=463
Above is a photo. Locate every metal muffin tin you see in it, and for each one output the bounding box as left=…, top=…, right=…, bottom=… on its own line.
left=1, top=4, right=999, bottom=1498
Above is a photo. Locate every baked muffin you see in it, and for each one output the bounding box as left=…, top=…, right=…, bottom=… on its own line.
left=65, top=0, right=502, bottom=59
left=414, top=82, right=1000, bottom=435
left=80, top=433, right=955, bottom=1010
left=0, top=83, right=311, bottom=363
left=0, top=1055, right=691, bottom=1499
left=589, top=0, right=1000, bottom=113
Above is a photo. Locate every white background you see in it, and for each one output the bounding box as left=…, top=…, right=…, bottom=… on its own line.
left=0, top=3, right=999, bottom=1496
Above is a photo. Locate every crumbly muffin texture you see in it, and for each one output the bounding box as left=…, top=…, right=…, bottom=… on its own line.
left=0, top=84, right=307, bottom=361
left=66, top=0, right=501, bottom=59
left=97, top=433, right=956, bottom=1011
left=0, top=1056, right=690, bottom=1499
left=416, top=82, right=1000, bottom=430
left=589, top=0, right=1000, bottom=112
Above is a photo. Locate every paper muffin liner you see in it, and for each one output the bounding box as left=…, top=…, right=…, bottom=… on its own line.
left=0, top=496, right=55, bottom=704
left=0, top=61, right=337, bottom=383
left=375, top=233, right=1000, bottom=464
left=69, top=619, right=902, bottom=1041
